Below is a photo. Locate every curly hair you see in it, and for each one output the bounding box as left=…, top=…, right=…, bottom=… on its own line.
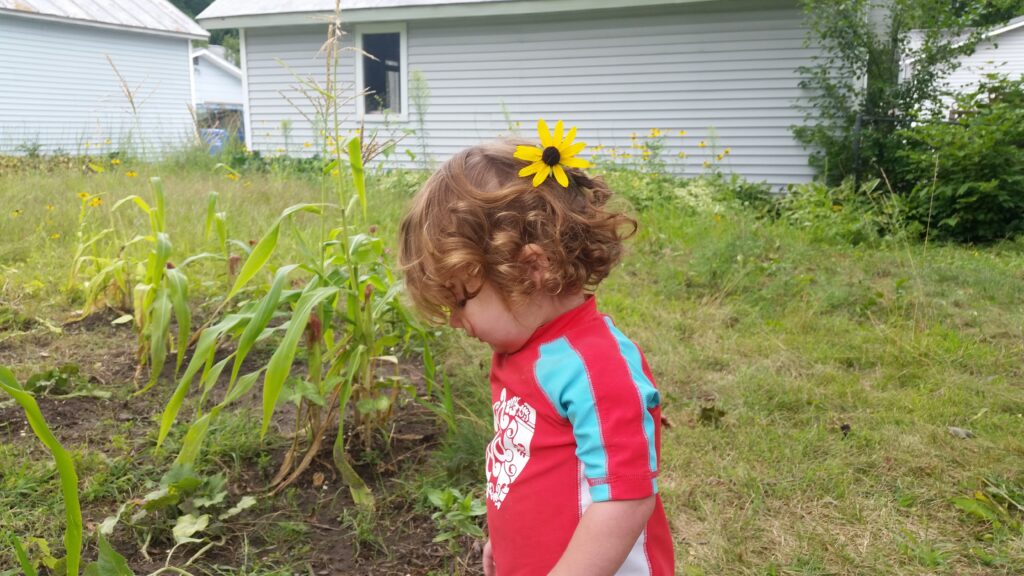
left=399, top=138, right=637, bottom=324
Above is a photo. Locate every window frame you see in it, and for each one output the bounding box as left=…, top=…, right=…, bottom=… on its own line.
left=354, top=23, right=409, bottom=121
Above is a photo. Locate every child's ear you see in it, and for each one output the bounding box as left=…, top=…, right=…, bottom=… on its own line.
left=519, top=244, right=550, bottom=289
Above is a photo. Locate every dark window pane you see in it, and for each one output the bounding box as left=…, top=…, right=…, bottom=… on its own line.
left=363, top=32, right=401, bottom=113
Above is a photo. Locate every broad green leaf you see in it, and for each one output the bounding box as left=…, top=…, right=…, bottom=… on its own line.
left=261, top=286, right=339, bottom=438
left=348, top=233, right=384, bottom=265
left=347, top=136, right=366, bottom=218
left=222, top=370, right=262, bottom=406
left=82, top=535, right=133, bottom=576
left=0, top=367, right=82, bottom=576
left=332, top=370, right=373, bottom=508
left=172, top=513, right=210, bottom=545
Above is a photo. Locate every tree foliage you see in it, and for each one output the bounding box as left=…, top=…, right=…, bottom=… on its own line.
left=793, top=0, right=1024, bottom=185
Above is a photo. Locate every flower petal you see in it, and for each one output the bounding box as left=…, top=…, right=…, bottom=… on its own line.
left=552, top=164, right=569, bottom=187
left=519, top=162, right=544, bottom=177
left=538, top=119, right=554, bottom=148
left=559, top=126, right=578, bottom=152
left=514, top=146, right=542, bottom=162
left=561, top=141, right=587, bottom=158
left=532, top=165, right=551, bottom=187
left=552, top=121, right=565, bottom=148
left=561, top=157, right=591, bottom=169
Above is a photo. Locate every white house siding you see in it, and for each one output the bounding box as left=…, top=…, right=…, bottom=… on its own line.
left=943, top=27, right=1024, bottom=98
left=195, top=58, right=244, bottom=106
left=242, top=1, right=818, bottom=186
left=0, top=14, right=196, bottom=156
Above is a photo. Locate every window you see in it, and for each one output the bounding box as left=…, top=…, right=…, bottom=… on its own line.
left=357, top=25, right=407, bottom=117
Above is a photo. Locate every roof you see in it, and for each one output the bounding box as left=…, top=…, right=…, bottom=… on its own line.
left=905, top=14, right=1024, bottom=65
left=197, top=0, right=716, bottom=29
left=193, top=47, right=242, bottom=79
left=0, top=0, right=209, bottom=39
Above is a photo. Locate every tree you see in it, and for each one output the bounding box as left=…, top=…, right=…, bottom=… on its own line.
left=169, top=0, right=240, bottom=65
left=793, top=0, right=1024, bottom=186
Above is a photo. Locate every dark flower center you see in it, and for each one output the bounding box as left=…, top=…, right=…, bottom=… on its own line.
left=542, top=146, right=561, bottom=166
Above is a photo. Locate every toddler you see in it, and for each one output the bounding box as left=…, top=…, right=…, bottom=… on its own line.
left=399, top=121, right=674, bottom=575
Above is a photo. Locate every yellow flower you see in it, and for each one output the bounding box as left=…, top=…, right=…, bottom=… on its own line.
left=105, top=138, right=112, bottom=145
left=46, top=203, right=55, bottom=211
left=226, top=173, right=240, bottom=181
left=88, top=197, right=102, bottom=207
left=514, top=119, right=590, bottom=188
left=724, top=148, right=732, bottom=155
left=126, top=170, right=138, bottom=178
left=677, top=152, right=687, bottom=159
left=111, top=158, right=121, bottom=165
left=678, top=130, right=687, bottom=136
left=698, top=141, right=707, bottom=148
left=10, top=209, right=22, bottom=218
left=78, top=191, right=91, bottom=200
left=621, top=152, right=632, bottom=159
left=630, top=132, right=638, bottom=141
left=649, top=128, right=662, bottom=138
left=716, top=153, right=724, bottom=161
left=303, top=142, right=312, bottom=148
left=703, top=160, right=711, bottom=168
left=51, top=232, right=61, bottom=239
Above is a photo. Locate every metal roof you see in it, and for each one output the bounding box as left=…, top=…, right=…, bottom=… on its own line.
left=0, top=0, right=209, bottom=39
left=198, top=0, right=509, bottom=20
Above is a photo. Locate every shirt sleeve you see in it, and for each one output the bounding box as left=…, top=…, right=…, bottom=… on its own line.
left=535, top=321, right=661, bottom=503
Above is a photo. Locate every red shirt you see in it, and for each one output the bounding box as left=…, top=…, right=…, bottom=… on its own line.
left=485, top=297, right=674, bottom=575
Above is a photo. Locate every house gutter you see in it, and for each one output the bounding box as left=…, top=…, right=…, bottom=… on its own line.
left=198, top=0, right=719, bottom=30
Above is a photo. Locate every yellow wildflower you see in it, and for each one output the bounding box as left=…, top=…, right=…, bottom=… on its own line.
left=630, top=132, right=638, bottom=141
left=226, top=173, right=240, bottom=181
left=698, top=141, right=707, bottom=148
left=10, top=209, right=22, bottom=218
left=514, top=119, right=591, bottom=188
left=126, top=170, right=138, bottom=178
left=677, top=152, right=687, bottom=159
left=105, top=138, right=112, bottom=145
left=88, top=197, right=102, bottom=207
left=111, top=158, right=121, bottom=165
left=716, top=153, right=724, bottom=161
left=724, top=148, right=732, bottom=155
left=46, top=203, right=55, bottom=211
left=303, top=142, right=312, bottom=148
left=51, top=232, right=61, bottom=239
left=78, top=191, right=91, bottom=200
left=678, top=130, right=687, bottom=136
left=649, top=128, right=662, bottom=138
left=703, top=160, right=711, bottom=168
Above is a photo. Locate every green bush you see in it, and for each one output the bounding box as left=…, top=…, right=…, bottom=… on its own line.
left=895, top=75, right=1024, bottom=243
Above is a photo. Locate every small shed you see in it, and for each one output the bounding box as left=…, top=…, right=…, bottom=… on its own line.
left=193, top=46, right=245, bottom=146
left=943, top=15, right=1024, bottom=96
left=197, top=0, right=821, bottom=187
left=0, top=0, right=208, bottom=156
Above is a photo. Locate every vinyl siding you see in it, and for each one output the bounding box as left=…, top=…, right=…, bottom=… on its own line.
left=195, top=57, right=244, bottom=106
left=944, top=28, right=1024, bottom=96
left=0, top=14, right=196, bottom=156
left=243, top=0, right=818, bottom=186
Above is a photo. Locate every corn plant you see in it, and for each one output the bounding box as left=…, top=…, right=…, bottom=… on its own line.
left=0, top=366, right=82, bottom=576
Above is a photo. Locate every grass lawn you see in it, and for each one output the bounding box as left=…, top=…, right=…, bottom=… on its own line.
left=1, top=158, right=1022, bottom=575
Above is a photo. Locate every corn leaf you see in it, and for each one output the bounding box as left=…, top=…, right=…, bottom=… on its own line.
left=137, top=288, right=172, bottom=395
left=347, top=136, right=366, bottom=219
left=227, top=222, right=279, bottom=300
left=261, top=286, right=339, bottom=438
left=150, top=177, right=166, bottom=233
left=156, top=315, right=246, bottom=448
left=0, top=367, right=82, bottom=576
left=228, top=265, right=296, bottom=391
left=10, top=534, right=38, bottom=576
left=165, top=268, right=191, bottom=376
left=204, top=192, right=219, bottom=240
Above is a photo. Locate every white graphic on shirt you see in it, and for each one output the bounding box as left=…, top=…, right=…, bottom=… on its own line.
left=486, top=388, right=536, bottom=509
